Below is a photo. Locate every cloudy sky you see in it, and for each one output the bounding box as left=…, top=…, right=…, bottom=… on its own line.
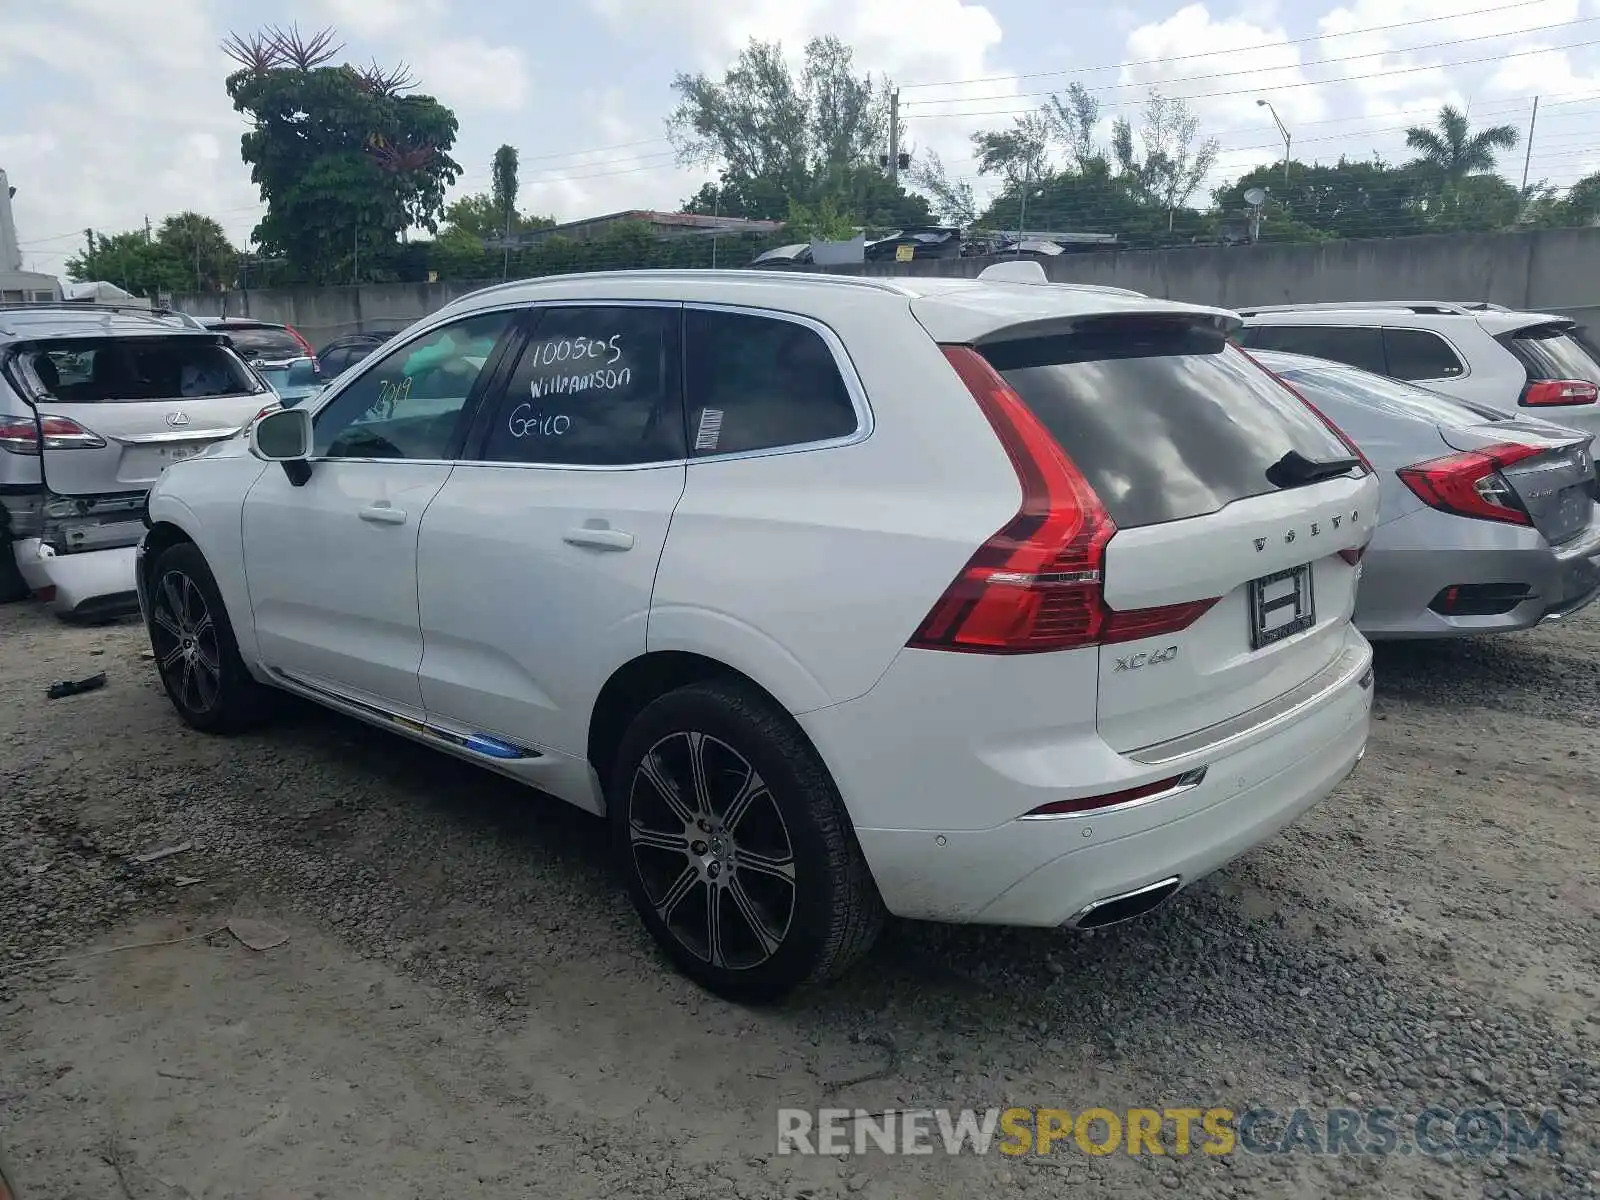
left=1, top=0, right=1598, bottom=273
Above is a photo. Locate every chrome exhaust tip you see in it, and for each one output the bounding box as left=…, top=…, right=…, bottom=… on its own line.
left=1068, top=875, right=1182, bottom=930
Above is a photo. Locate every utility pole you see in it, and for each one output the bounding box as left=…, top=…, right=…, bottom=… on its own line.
left=888, top=88, right=901, bottom=187
left=1521, top=95, right=1540, bottom=193
left=144, top=215, right=152, bottom=243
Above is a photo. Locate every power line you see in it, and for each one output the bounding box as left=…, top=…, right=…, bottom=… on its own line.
left=908, top=37, right=1600, bottom=120
left=896, top=0, right=1563, bottom=91
left=905, top=22, right=1600, bottom=111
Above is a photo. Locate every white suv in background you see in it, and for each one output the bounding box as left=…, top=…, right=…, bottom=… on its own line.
left=1235, top=301, right=1600, bottom=442
left=137, top=268, right=1378, bottom=1001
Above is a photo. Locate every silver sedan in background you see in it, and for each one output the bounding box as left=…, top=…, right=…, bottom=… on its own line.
left=1251, top=349, right=1600, bottom=639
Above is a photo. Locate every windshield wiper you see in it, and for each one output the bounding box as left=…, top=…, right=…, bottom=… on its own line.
left=1266, top=449, right=1360, bottom=489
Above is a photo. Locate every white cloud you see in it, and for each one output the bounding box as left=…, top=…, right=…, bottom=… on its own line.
left=1118, top=4, right=1325, bottom=127
left=1, top=0, right=263, bottom=272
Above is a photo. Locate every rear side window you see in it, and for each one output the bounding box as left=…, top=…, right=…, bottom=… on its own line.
left=683, top=309, right=858, bottom=456
left=1236, top=324, right=1387, bottom=375
left=18, top=337, right=260, bottom=402
left=1500, top=325, right=1600, bottom=382
left=981, top=318, right=1350, bottom=529
left=1382, top=328, right=1464, bottom=381
left=1277, top=365, right=1496, bottom=426
left=221, top=326, right=304, bottom=360
left=479, top=305, right=684, bottom=466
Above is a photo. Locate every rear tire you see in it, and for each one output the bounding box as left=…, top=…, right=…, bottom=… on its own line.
left=147, top=542, right=277, bottom=733
left=610, top=680, right=884, bottom=1003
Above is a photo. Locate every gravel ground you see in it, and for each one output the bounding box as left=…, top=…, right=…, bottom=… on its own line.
left=0, top=600, right=1596, bottom=1199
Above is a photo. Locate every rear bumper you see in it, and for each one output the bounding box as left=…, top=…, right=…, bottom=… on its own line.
left=1357, top=508, right=1600, bottom=639
left=800, top=628, right=1373, bottom=927
left=12, top=536, right=139, bottom=620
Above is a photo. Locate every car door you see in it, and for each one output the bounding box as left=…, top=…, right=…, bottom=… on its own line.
left=240, top=308, right=520, bottom=718
left=415, top=303, right=687, bottom=785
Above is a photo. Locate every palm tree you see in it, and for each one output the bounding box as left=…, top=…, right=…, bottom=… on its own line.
left=1404, top=105, right=1520, bottom=184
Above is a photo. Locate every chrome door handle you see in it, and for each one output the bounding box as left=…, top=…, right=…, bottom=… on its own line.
left=563, top=527, right=635, bottom=551
left=358, top=504, right=408, bottom=526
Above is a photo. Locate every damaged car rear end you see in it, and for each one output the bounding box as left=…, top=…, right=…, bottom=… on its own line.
left=0, top=307, right=274, bottom=618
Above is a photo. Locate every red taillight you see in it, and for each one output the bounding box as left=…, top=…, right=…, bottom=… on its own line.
left=1396, top=442, right=1543, bottom=526
left=1338, top=545, right=1366, bottom=566
left=284, top=324, right=318, bottom=361
left=908, top=346, right=1217, bottom=654
left=0, top=415, right=105, bottom=454
left=1521, top=379, right=1598, bottom=407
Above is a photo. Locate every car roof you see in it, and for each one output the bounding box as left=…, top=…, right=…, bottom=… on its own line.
left=1239, top=304, right=1573, bottom=337
left=0, top=305, right=214, bottom=341
left=202, top=317, right=287, bottom=329
left=431, top=268, right=1239, bottom=343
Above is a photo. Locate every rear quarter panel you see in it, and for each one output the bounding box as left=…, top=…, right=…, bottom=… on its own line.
left=648, top=299, right=1021, bottom=711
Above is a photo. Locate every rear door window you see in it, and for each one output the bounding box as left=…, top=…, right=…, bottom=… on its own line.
left=981, top=317, right=1350, bottom=529
left=222, top=326, right=304, bottom=360
left=683, top=308, right=859, bottom=456
left=1275, top=364, right=1497, bottom=425
left=19, top=337, right=261, bottom=401
left=1382, top=328, right=1465, bottom=381
left=477, top=305, right=684, bottom=466
left=1236, top=324, right=1387, bottom=375
left=1500, top=324, right=1600, bottom=382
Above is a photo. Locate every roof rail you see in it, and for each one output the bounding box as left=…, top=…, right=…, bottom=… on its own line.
left=0, top=301, right=207, bottom=328
left=1237, top=300, right=1498, bottom=317
left=441, top=268, right=924, bottom=312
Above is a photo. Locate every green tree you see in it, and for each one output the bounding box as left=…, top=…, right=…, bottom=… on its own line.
left=65, top=230, right=182, bottom=295
left=907, top=150, right=976, bottom=225
left=668, top=35, right=928, bottom=228
left=155, top=212, right=238, bottom=291
left=1214, top=156, right=1429, bottom=242
left=1404, top=105, right=1519, bottom=186
left=441, top=191, right=554, bottom=240
left=1111, top=92, right=1219, bottom=229
left=222, top=24, right=462, bottom=283
left=491, top=144, right=519, bottom=240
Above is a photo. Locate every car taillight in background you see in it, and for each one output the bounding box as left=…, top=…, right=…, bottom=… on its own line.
left=908, top=346, right=1220, bottom=655
left=0, top=415, right=107, bottom=455
left=1396, top=442, right=1543, bottom=526
left=1520, top=379, right=1598, bottom=407
left=284, top=324, right=318, bottom=363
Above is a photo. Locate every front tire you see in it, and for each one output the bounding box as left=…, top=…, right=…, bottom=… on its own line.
left=610, top=680, right=883, bottom=1003
left=147, top=542, right=277, bottom=733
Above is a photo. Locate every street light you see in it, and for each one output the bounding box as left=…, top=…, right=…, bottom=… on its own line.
left=1256, top=98, right=1291, bottom=187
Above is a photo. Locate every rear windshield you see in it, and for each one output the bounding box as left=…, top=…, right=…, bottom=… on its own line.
left=220, top=325, right=304, bottom=360
left=981, top=318, right=1350, bottom=528
left=1501, top=325, right=1600, bottom=383
left=1273, top=362, right=1506, bottom=426
left=18, top=337, right=261, bottom=403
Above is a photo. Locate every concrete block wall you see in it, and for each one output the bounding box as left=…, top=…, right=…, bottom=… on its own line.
left=174, top=228, right=1600, bottom=348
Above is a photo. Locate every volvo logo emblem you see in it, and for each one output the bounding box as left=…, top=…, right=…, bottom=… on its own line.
left=1255, top=511, right=1362, bottom=551
left=165, top=411, right=191, bottom=428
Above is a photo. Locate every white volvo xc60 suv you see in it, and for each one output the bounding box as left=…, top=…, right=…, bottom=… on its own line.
left=137, top=267, right=1378, bottom=1001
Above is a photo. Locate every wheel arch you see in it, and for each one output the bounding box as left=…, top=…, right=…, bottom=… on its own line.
left=586, top=651, right=830, bottom=795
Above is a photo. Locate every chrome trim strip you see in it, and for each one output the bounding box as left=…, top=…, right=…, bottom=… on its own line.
left=1067, top=875, right=1182, bottom=929
left=1126, top=642, right=1373, bottom=767
left=267, top=669, right=542, bottom=760
left=1018, top=767, right=1208, bottom=821
left=114, top=428, right=239, bottom=445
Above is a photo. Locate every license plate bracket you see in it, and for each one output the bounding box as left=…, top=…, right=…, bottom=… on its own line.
left=1249, top=564, right=1316, bottom=649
